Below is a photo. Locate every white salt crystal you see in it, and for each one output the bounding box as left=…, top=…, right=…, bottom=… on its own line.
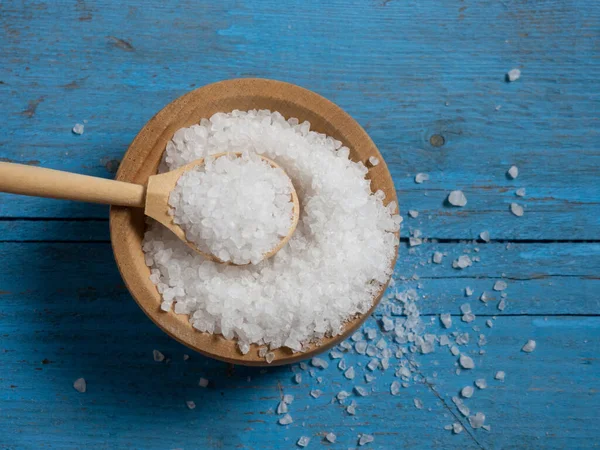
left=344, top=367, right=356, bottom=380
left=439, top=335, right=450, bottom=346
left=183, top=354, right=190, bottom=361
left=440, top=313, right=452, bottom=329
left=409, top=237, right=423, bottom=247
left=283, top=394, right=294, bottom=404
left=265, top=352, right=275, bottom=364
left=381, top=316, right=394, bottom=331
left=475, top=379, right=487, bottom=389
left=198, top=378, right=209, bottom=388
left=330, top=350, right=344, bottom=359
left=367, top=358, right=379, bottom=371
left=414, top=398, right=424, bottom=409
left=448, top=190, right=467, bottom=207
left=415, top=173, right=429, bottom=184
left=297, top=436, right=310, bottom=447
left=390, top=381, right=401, bottom=395
left=480, top=292, right=490, bottom=303
left=494, top=280, right=508, bottom=291
left=479, top=231, right=490, bottom=242
left=486, top=320, right=493, bottom=328
left=355, top=341, right=368, bottom=355
left=510, top=202, right=524, bottom=217
left=365, top=374, right=375, bottom=383
left=153, top=350, right=165, bottom=362
left=450, top=346, right=460, bottom=356
left=311, top=357, right=328, bottom=369
left=338, top=359, right=347, bottom=371
left=337, top=391, right=350, bottom=402
left=73, top=378, right=86, bottom=393
left=277, top=401, right=288, bottom=414
left=460, top=304, right=471, bottom=314
left=522, top=339, right=537, bottom=353
left=507, top=68, right=521, bottom=82
left=359, top=434, right=374, bottom=446
left=238, top=342, right=250, bottom=355
left=325, top=432, right=336, bottom=443
left=495, top=371, right=505, bottom=381
left=459, top=354, right=475, bottom=369
left=72, top=123, right=84, bottom=135
left=294, top=373, right=302, bottom=384
left=310, top=390, right=322, bottom=399
left=453, top=255, right=472, bottom=269
left=368, top=156, right=380, bottom=166
left=516, top=188, right=526, bottom=197
left=465, top=287, right=474, bottom=296
left=354, top=386, right=368, bottom=397
left=258, top=347, right=268, bottom=358
left=498, top=299, right=506, bottom=311
left=408, top=210, right=419, bottom=218
left=433, top=252, right=444, bottom=264
left=507, top=165, right=519, bottom=179
left=461, top=386, right=474, bottom=398
left=452, top=423, right=464, bottom=434
left=278, top=414, right=293, bottom=425
left=186, top=400, right=196, bottom=410
left=469, top=412, right=486, bottom=429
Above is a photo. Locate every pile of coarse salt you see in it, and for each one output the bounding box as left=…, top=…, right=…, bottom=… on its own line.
left=169, top=152, right=294, bottom=265
left=143, top=110, right=400, bottom=354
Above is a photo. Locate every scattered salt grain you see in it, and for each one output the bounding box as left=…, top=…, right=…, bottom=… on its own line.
left=448, top=190, right=467, bottom=207
left=365, top=374, right=376, bottom=383
left=507, top=68, right=521, bottom=82
left=452, top=423, right=464, bottom=434
left=277, top=401, right=288, bottom=414
left=522, top=339, right=537, bottom=353
left=198, top=378, right=209, bottom=388
left=265, top=352, right=275, bottom=364
left=461, top=386, right=474, bottom=398
left=73, top=378, right=86, bottom=393
left=368, top=156, right=380, bottom=166
left=440, top=313, right=452, bottom=329
left=183, top=354, right=190, bottom=361
left=510, top=202, right=524, bottom=217
left=409, top=237, right=423, bottom=247
left=453, top=255, right=472, bottom=269
left=355, top=341, right=368, bottom=355
left=433, top=251, right=444, bottom=264
left=415, top=173, right=429, bottom=184
left=283, top=394, right=294, bottom=404
left=278, top=414, right=293, bottom=425
left=469, top=412, right=486, bottom=429
left=465, top=287, right=474, bottom=297
left=294, top=373, right=302, bottom=384
left=359, top=434, right=374, bottom=446
left=390, top=381, right=401, bottom=395
left=450, top=346, right=460, bottom=356
left=475, top=378, right=487, bottom=389
left=408, top=210, right=419, bottom=218
left=354, top=386, right=368, bottom=397
left=459, top=354, right=475, bottom=369
left=486, top=320, right=494, bottom=328
left=310, top=390, right=322, bottom=399
left=153, top=349, right=165, bottom=362
left=494, top=280, right=507, bottom=291
left=325, top=432, right=336, bottom=443
left=480, top=292, right=490, bottom=303
left=72, top=123, right=84, bottom=135
left=507, top=165, right=519, bottom=179
left=414, top=398, right=424, bottom=409
left=516, top=188, right=526, bottom=197
left=479, top=231, right=490, bottom=242
left=311, top=357, right=328, bottom=369
left=498, top=299, right=506, bottom=311
left=338, top=359, right=347, bottom=371
left=495, top=371, right=505, bottom=381
left=186, top=400, right=196, bottom=410
left=337, top=391, right=350, bottom=402
left=344, top=367, right=356, bottom=380
left=346, top=403, right=356, bottom=415
left=297, top=436, right=310, bottom=447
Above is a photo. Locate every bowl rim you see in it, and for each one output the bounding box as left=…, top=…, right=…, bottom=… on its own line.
left=109, top=78, right=399, bottom=366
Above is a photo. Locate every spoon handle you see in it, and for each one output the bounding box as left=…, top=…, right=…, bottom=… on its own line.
left=0, top=162, right=146, bottom=207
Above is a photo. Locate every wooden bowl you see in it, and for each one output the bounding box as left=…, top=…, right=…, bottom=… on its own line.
left=110, top=78, right=399, bottom=366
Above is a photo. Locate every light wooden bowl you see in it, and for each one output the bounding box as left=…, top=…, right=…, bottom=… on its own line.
left=110, top=78, right=399, bottom=366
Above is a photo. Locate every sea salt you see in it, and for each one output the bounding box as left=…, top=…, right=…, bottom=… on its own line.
left=325, top=432, right=336, bottom=443
left=277, top=401, right=288, bottom=414
left=479, top=231, right=490, bottom=242
left=283, top=394, right=294, bottom=404
left=369, top=156, right=380, bottom=166
left=516, top=188, right=526, bottom=197
left=522, top=339, right=537, bottom=353
left=475, top=378, right=487, bottom=389
left=495, top=371, right=506, bottom=381
left=390, top=381, right=401, bottom=395
left=310, top=389, right=322, bottom=399
left=143, top=110, right=400, bottom=352
left=469, top=412, right=486, bottom=429
left=507, top=165, right=519, bottom=179
left=452, top=423, right=464, bottom=434
left=294, top=373, right=302, bottom=384
left=465, top=287, right=474, bottom=297
left=453, top=255, right=472, bottom=269
left=494, top=280, right=508, bottom=291
left=448, top=190, right=467, bottom=207
left=153, top=349, right=165, bottom=362
left=359, top=434, right=374, bottom=446
left=297, top=436, right=310, bottom=447
left=186, top=400, right=196, bottom=410
left=414, top=398, right=424, bottom=409
left=440, top=313, right=452, bottom=329
left=354, top=386, right=368, bottom=397
left=198, top=378, right=209, bottom=388
left=72, top=123, right=84, bottom=135
left=278, top=414, right=293, bottom=425
left=461, top=386, right=474, bottom=398
left=459, top=354, right=475, bottom=369
left=507, top=68, right=521, bottom=82
left=344, top=367, right=356, bottom=380
left=415, top=173, right=429, bottom=184
left=73, top=378, right=86, bottom=393
left=311, top=358, right=328, bottom=369
left=510, top=203, right=524, bottom=217
left=433, top=252, right=444, bottom=264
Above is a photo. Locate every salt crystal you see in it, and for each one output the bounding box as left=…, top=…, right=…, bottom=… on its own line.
left=283, top=394, right=294, bottom=404
left=480, top=292, right=490, bottom=303
left=325, top=432, right=336, bottom=443
left=415, top=173, right=429, bottom=184
left=390, top=381, right=401, bottom=395
left=367, top=358, right=379, bottom=371
left=297, top=436, right=310, bottom=447
left=448, top=190, right=467, bottom=207
left=408, top=210, right=419, bottom=218
left=507, top=165, right=519, bottom=179
left=311, top=357, right=328, bottom=369
left=450, top=346, right=460, bottom=356
left=72, top=123, right=84, bottom=135
left=493, top=280, right=507, bottom=291
left=359, top=434, right=374, bottom=446
left=153, top=350, right=165, bottom=362
left=461, top=386, right=474, bottom=398
left=277, top=401, right=289, bottom=414
left=186, top=400, right=196, bottom=410
left=495, top=371, right=505, bottom=381
left=469, top=412, right=486, bottom=429
left=507, top=68, right=521, bottom=82
left=337, top=390, right=350, bottom=402
left=452, top=423, right=464, bottom=434
left=460, top=304, right=471, bottom=314
left=73, top=378, right=86, bottom=393
left=365, top=374, right=376, bottom=383
left=294, top=373, right=302, bottom=384
left=354, top=386, right=368, bottom=397
left=453, top=255, right=472, bottom=269
left=409, top=237, right=423, bottom=247
left=344, top=367, right=356, bottom=380
left=465, top=287, right=474, bottom=296
left=338, top=359, right=347, bottom=371
left=510, top=203, right=524, bottom=217
left=522, top=339, right=537, bottom=353
left=462, top=313, right=475, bottom=323
left=516, top=188, right=526, bottom=197
left=414, top=398, right=424, bottom=409
left=498, top=299, right=506, bottom=311
left=459, top=354, right=475, bottom=369
left=440, top=313, right=452, bottom=329
left=310, top=389, right=322, bottom=399
left=433, top=252, right=443, bottom=264
left=183, top=354, right=190, bottom=361
left=368, top=156, right=380, bottom=166
left=479, top=231, right=490, bottom=242
left=278, top=414, right=293, bottom=425
left=346, top=403, right=356, bottom=415
left=486, top=320, right=493, bottom=328
left=381, top=316, right=394, bottom=331
left=265, top=352, right=275, bottom=364
left=475, top=378, right=487, bottom=389
left=355, top=341, right=368, bottom=355
left=198, top=378, right=209, bottom=388
left=330, top=350, right=344, bottom=359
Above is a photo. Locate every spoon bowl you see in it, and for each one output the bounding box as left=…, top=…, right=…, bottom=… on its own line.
left=110, top=78, right=399, bottom=366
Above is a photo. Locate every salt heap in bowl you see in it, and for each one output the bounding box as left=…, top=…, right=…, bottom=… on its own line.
left=168, top=152, right=294, bottom=265
left=142, top=110, right=400, bottom=354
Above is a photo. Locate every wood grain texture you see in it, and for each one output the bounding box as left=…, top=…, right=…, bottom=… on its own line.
left=0, top=0, right=598, bottom=448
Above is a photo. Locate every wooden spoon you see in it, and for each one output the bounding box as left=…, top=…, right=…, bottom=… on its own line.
left=0, top=153, right=300, bottom=263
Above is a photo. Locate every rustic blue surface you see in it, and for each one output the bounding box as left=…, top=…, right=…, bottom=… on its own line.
left=0, top=0, right=599, bottom=449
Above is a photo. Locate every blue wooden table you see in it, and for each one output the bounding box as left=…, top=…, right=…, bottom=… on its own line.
left=1, top=1, right=598, bottom=448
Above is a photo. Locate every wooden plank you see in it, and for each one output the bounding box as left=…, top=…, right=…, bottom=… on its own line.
left=0, top=241, right=598, bottom=319
left=0, top=0, right=598, bottom=239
